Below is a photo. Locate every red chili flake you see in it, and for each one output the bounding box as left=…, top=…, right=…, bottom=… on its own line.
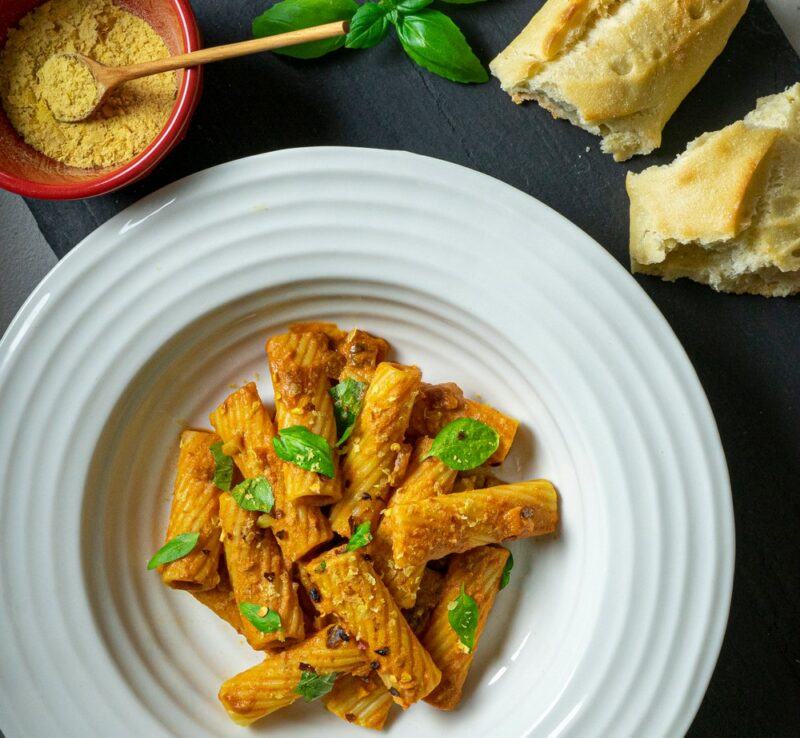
left=345, top=713, right=356, bottom=723
left=298, top=662, right=315, bottom=672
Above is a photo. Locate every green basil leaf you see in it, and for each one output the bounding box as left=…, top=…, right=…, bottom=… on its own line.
left=295, top=670, right=338, bottom=701
left=209, top=441, right=234, bottom=491
left=252, top=0, right=358, bottom=59
left=346, top=521, right=373, bottom=551
left=448, top=583, right=478, bottom=652
left=423, top=417, right=499, bottom=470
left=329, top=378, right=366, bottom=445
left=316, top=560, right=327, bottom=572
left=273, top=426, right=336, bottom=477
left=147, top=532, right=199, bottom=570
left=230, top=476, right=275, bottom=513
left=396, top=0, right=433, bottom=12
left=239, top=602, right=283, bottom=632
left=395, top=10, right=488, bottom=84
left=345, top=3, right=389, bottom=49
left=499, top=551, right=513, bottom=590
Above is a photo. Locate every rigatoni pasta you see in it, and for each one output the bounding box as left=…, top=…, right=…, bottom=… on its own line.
left=210, top=382, right=332, bottom=562
left=389, top=481, right=559, bottom=567
left=371, top=437, right=456, bottom=608
left=267, top=332, right=343, bottom=506
left=149, top=321, right=560, bottom=730
left=409, top=382, right=519, bottom=464
left=330, top=362, right=421, bottom=537
left=218, top=625, right=369, bottom=725
left=305, top=549, right=442, bottom=708
left=323, top=673, right=394, bottom=730
left=337, top=328, right=390, bottom=384
left=159, top=430, right=223, bottom=591
left=218, top=492, right=305, bottom=650
left=421, top=546, right=510, bottom=710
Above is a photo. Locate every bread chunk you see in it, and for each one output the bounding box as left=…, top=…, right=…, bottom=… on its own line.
left=490, top=0, right=748, bottom=160
left=626, top=84, right=800, bottom=297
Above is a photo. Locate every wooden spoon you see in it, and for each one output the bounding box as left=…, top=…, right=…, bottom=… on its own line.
left=42, top=21, right=349, bottom=123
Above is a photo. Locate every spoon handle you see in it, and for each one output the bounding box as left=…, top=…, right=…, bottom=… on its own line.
left=113, top=21, right=349, bottom=83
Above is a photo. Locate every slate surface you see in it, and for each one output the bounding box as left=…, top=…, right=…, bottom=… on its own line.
left=20, top=1, right=800, bottom=735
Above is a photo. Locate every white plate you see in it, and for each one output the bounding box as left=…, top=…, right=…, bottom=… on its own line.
left=0, top=148, right=733, bottom=738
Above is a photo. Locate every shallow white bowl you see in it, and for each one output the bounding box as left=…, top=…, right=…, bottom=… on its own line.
left=0, top=147, right=733, bottom=738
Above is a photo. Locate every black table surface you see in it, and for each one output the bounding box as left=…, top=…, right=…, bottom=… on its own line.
left=24, top=1, right=800, bottom=735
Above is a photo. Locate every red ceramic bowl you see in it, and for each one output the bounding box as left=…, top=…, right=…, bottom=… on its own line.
left=0, top=0, right=202, bottom=199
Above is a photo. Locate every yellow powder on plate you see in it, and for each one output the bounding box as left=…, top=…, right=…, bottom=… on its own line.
left=0, top=0, right=178, bottom=169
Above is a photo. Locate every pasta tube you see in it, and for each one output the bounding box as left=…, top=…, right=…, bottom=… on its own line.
left=338, top=328, right=390, bottom=384
left=408, top=382, right=519, bottom=464
left=160, top=430, right=222, bottom=591
left=372, top=437, right=456, bottom=608
left=330, top=362, right=421, bottom=536
left=267, top=332, right=342, bottom=505
left=191, top=560, right=244, bottom=634
left=388, top=480, right=558, bottom=567
left=323, top=673, right=394, bottom=730
left=305, top=550, right=441, bottom=708
left=210, top=383, right=332, bottom=562
left=403, top=567, right=445, bottom=635
left=288, top=323, right=390, bottom=383
left=218, top=492, right=304, bottom=650
left=421, top=546, right=509, bottom=710
left=218, top=625, right=368, bottom=725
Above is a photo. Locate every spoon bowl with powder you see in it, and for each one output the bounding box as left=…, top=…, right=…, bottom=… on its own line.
left=42, top=21, right=350, bottom=123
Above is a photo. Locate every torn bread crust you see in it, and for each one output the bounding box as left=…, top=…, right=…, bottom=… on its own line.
left=490, top=0, right=749, bottom=161
left=632, top=239, right=800, bottom=298
left=512, top=86, right=657, bottom=161
left=627, top=84, right=800, bottom=297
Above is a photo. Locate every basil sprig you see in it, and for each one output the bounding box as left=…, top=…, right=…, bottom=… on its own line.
left=295, top=670, right=338, bottom=701
left=329, top=378, right=366, bottom=445
left=395, top=10, right=487, bottom=83
left=346, top=521, right=372, bottom=551
left=253, top=0, right=358, bottom=58
left=210, top=441, right=234, bottom=491
left=231, top=476, right=275, bottom=513
left=499, top=551, right=513, bottom=590
left=346, top=2, right=390, bottom=49
left=239, top=602, right=283, bottom=632
left=147, top=532, right=199, bottom=570
left=424, top=417, right=499, bottom=470
left=273, top=426, right=335, bottom=477
left=253, top=0, right=488, bottom=84
left=448, top=583, right=478, bottom=652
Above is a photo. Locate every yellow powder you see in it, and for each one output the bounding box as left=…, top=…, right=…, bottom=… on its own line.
left=0, top=0, right=178, bottom=169
left=37, top=54, right=99, bottom=122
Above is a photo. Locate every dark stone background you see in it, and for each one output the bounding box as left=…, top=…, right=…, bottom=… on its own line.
left=22, top=1, right=800, bottom=734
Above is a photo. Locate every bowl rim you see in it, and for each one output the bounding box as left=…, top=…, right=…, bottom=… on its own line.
left=0, top=0, right=203, bottom=201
